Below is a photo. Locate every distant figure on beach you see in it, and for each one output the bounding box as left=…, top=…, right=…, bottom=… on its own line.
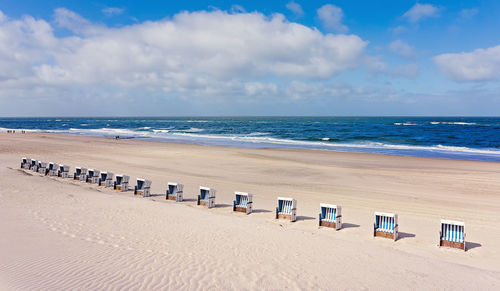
left=115, top=136, right=120, bottom=139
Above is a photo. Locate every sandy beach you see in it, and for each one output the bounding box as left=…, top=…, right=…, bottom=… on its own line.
left=1, top=132, right=500, bottom=290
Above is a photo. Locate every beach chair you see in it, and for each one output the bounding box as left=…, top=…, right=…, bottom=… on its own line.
left=31, top=160, right=38, bottom=172
left=114, top=174, right=129, bottom=191
left=439, top=220, right=466, bottom=251
left=233, top=192, right=253, bottom=214
left=73, top=167, right=87, bottom=181
left=275, top=197, right=297, bottom=222
left=21, top=157, right=29, bottom=169
left=58, top=165, right=70, bottom=178
left=134, top=178, right=152, bottom=197
left=99, top=172, right=114, bottom=187
left=37, top=161, right=47, bottom=174
left=166, top=182, right=184, bottom=202
left=86, top=169, right=100, bottom=184
left=318, top=204, right=342, bottom=230
left=198, top=186, right=216, bottom=208
left=47, top=162, right=59, bottom=176
left=373, top=212, right=399, bottom=241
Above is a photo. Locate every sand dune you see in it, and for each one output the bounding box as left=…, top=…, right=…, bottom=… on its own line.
left=1, top=133, right=500, bottom=289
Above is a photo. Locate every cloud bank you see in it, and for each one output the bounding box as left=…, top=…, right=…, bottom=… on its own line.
left=434, top=45, right=500, bottom=81
left=402, top=3, right=440, bottom=23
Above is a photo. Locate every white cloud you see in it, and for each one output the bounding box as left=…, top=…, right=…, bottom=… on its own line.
left=102, top=7, right=125, bottom=17
left=402, top=3, right=440, bottom=23
left=317, top=4, right=348, bottom=33
left=434, top=45, right=500, bottom=81
left=459, top=8, right=478, bottom=19
left=389, top=40, right=415, bottom=58
left=286, top=1, right=304, bottom=17
left=0, top=8, right=368, bottom=113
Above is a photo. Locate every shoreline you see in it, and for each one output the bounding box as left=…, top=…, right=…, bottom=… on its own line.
left=1, top=132, right=500, bottom=289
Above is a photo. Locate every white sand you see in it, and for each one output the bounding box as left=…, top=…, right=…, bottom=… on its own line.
left=1, top=133, right=500, bottom=290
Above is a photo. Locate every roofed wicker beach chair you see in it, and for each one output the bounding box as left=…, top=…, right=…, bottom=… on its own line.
left=58, top=165, right=70, bottom=178
left=99, top=172, right=114, bottom=187
left=73, top=167, right=87, bottom=181
left=276, top=197, right=297, bottom=222
left=319, top=204, right=342, bottom=230
left=47, top=162, right=59, bottom=176
left=198, top=186, right=216, bottom=208
left=31, top=160, right=38, bottom=172
left=21, top=157, right=29, bottom=169
left=134, top=178, right=152, bottom=197
left=37, top=161, right=47, bottom=174
left=439, top=220, right=466, bottom=251
left=114, top=174, right=129, bottom=191
left=233, top=192, right=253, bottom=214
left=166, top=182, right=184, bottom=202
left=86, top=169, right=100, bottom=184
left=373, top=212, right=399, bottom=241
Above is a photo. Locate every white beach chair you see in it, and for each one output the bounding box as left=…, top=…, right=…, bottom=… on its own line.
left=439, top=220, right=466, bottom=251
left=73, top=167, right=87, bottom=181
left=37, top=161, right=47, bottom=174
left=276, top=197, right=297, bottom=222
left=198, top=186, right=216, bottom=208
left=99, top=172, right=114, bottom=187
left=134, top=178, right=152, bottom=197
left=319, top=204, right=342, bottom=230
left=373, top=212, right=399, bottom=241
left=31, top=160, right=38, bottom=172
left=58, top=165, right=70, bottom=178
left=47, top=162, right=59, bottom=176
left=166, top=182, right=184, bottom=202
left=114, top=174, right=130, bottom=191
left=233, top=192, right=253, bottom=214
left=86, top=169, right=100, bottom=184
left=21, top=157, right=28, bottom=169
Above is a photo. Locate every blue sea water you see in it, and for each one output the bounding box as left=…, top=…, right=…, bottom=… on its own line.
left=1, top=117, right=500, bottom=162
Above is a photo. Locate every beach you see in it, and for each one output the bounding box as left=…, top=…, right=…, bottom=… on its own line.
left=1, top=132, right=500, bottom=289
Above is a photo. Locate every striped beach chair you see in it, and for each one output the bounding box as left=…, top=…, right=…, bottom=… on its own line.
left=37, top=161, right=47, bottom=174
left=276, top=197, right=297, bottom=222
left=99, top=172, right=114, bottom=187
left=439, top=220, right=466, bottom=251
left=198, top=186, right=216, bottom=208
left=73, top=167, right=87, bottom=181
left=21, top=157, right=29, bottom=169
left=318, top=204, right=342, bottom=230
left=166, top=182, right=184, bottom=202
left=134, top=178, right=152, bottom=197
left=114, top=174, right=129, bottom=191
left=373, top=212, right=399, bottom=241
left=47, top=162, right=59, bottom=176
left=58, top=165, right=70, bottom=178
left=233, top=192, right=253, bottom=214
left=86, top=169, right=100, bottom=184
left=31, top=160, right=38, bottom=172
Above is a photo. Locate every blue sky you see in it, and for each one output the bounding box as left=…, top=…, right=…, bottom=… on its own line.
left=0, top=1, right=499, bottom=116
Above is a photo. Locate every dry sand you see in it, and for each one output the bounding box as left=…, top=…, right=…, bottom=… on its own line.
left=1, top=133, right=500, bottom=290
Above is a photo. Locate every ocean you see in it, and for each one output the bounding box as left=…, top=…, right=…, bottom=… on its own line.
left=1, top=117, right=500, bottom=162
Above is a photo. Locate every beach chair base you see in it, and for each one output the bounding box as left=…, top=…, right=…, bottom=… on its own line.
left=198, top=200, right=215, bottom=208
left=374, top=230, right=397, bottom=241
left=166, top=195, right=182, bottom=202
left=439, top=240, right=466, bottom=251
left=59, top=172, right=69, bottom=178
left=320, top=220, right=340, bottom=229
left=234, top=206, right=248, bottom=213
left=276, top=213, right=296, bottom=222
left=134, top=189, right=150, bottom=197
left=115, top=185, right=124, bottom=191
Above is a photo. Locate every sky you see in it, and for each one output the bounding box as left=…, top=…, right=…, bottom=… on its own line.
left=0, top=0, right=499, bottom=116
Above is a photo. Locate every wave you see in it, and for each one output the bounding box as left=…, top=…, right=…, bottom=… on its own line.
left=430, top=121, right=478, bottom=125
left=2, top=126, right=500, bottom=161
left=394, top=122, right=417, bottom=126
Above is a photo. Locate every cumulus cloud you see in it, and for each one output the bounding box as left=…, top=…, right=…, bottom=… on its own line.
left=402, top=3, right=440, bottom=23
left=0, top=8, right=369, bottom=114
left=286, top=1, right=304, bottom=17
left=102, top=7, right=125, bottom=17
left=317, top=4, right=348, bottom=33
left=434, top=45, right=500, bottom=81
left=389, top=40, right=415, bottom=58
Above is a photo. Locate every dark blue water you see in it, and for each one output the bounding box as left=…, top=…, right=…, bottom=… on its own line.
left=2, top=117, right=500, bottom=161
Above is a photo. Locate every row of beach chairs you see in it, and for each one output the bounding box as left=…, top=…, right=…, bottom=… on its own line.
left=20, top=157, right=467, bottom=251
